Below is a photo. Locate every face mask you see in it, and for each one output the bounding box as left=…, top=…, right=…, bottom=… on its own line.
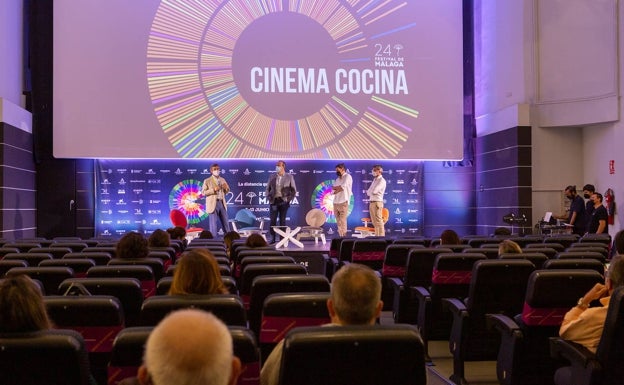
left=275, top=166, right=282, bottom=172
left=583, top=193, right=590, bottom=199
left=212, top=171, right=219, bottom=177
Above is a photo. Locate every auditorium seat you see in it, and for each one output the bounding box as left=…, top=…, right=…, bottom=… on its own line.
left=521, top=247, right=558, bottom=259
left=412, top=252, right=486, bottom=360
left=3, top=242, right=42, bottom=252
left=82, top=246, right=117, bottom=258
left=0, top=247, right=19, bottom=258
left=488, top=269, right=603, bottom=385
left=351, top=238, right=388, bottom=271
left=0, top=259, right=27, bottom=276
left=87, top=265, right=156, bottom=298
left=39, top=258, right=95, bottom=278
left=0, top=329, right=92, bottom=385
left=108, top=325, right=260, bottom=385
left=259, top=292, right=330, bottom=360
left=463, top=247, right=499, bottom=259
left=4, top=252, right=53, bottom=266
left=239, top=263, right=307, bottom=306
left=108, top=257, right=165, bottom=281
left=64, top=252, right=112, bottom=266
left=499, top=252, right=549, bottom=269
left=44, top=295, right=125, bottom=383
left=556, top=251, right=606, bottom=264
left=58, top=278, right=144, bottom=327
left=278, top=324, right=426, bottom=385
left=248, top=274, right=330, bottom=338
left=52, top=242, right=89, bottom=252
left=542, top=258, right=606, bottom=277
left=28, top=246, right=73, bottom=259
left=139, top=294, right=247, bottom=327
left=388, top=247, right=452, bottom=323
left=6, top=266, right=74, bottom=295
left=443, top=259, right=535, bottom=385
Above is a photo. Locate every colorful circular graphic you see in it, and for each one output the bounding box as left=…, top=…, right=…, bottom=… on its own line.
left=147, top=1, right=414, bottom=159
left=311, top=180, right=354, bottom=224
left=168, top=180, right=208, bottom=225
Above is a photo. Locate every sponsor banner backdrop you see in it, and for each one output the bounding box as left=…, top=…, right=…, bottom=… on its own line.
left=95, top=159, right=423, bottom=238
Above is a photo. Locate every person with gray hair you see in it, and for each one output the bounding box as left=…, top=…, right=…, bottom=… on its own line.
left=123, top=309, right=241, bottom=385
left=260, top=263, right=383, bottom=385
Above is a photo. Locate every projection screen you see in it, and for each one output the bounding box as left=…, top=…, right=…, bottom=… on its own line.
left=53, top=0, right=463, bottom=160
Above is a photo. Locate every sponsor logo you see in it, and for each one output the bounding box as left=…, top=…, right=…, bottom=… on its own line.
left=116, top=219, right=131, bottom=224
left=201, top=169, right=210, bottom=175
left=101, top=199, right=111, bottom=204
left=148, top=179, right=161, bottom=184
left=149, top=199, right=161, bottom=204
left=132, top=189, right=143, bottom=194
left=101, top=188, right=109, bottom=195
left=116, top=169, right=127, bottom=174
left=187, top=169, right=197, bottom=174
left=392, top=198, right=401, bottom=205
left=116, top=199, right=126, bottom=205
left=131, top=169, right=142, bottom=174
left=129, top=180, right=146, bottom=184
left=118, top=189, right=126, bottom=194
left=174, top=168, right=182, bottom=175
left=394, top=208, right=402, bottom=215
left=101, top=209, right=112, bottom=215
left=408, top=189, right=418, bottom=195
left=148, top=209, right=162, bottom=215
left=407, top=209, right=419, bottom=213
left=131, top=199, right=144, bottom=204
left=101, top=220, right=113, bottom=224
left=101, top=179, right=111, bottom=185
left=117, top=210, right=129, bottom=214
left=243, top=169, right=251, bottom=175
left=151, top=219, right=162, bottom=225
left=119, top=178, right=126, bottom=185
left=229, top=169, right=239, bottom=174
left=397, top=179, right=404, bottom=184
left=134, top=209, right=143, bottom=215
left=150, top=190, right=161, bottom=194
left=392, top=189, right=403, bottom=193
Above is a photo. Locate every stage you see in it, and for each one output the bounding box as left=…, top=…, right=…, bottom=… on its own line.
left=271, top=238, right=331, bottom=276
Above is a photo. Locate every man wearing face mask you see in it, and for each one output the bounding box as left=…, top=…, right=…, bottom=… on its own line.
left=556, top=185, right=585, bottom=236
left=366, top=165, right=387, bottom=236
left=201, top=163, right=231, bottom=236
left=332, top=163, right=353, bottom=237
left=266, top=160, right=297, bottom=243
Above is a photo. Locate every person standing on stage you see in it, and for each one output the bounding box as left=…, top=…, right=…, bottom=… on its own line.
left=366, top=164, right=387, bottom=236
left=266, top=160, right=297, bottom=243
left=332, top=163, right=352, bottom=237
left=202, top=163, right=230, bottom=236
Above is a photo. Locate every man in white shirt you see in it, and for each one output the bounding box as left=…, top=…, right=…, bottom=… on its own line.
left=366, top=164, right=386, bottom=236
left=332, top=163, right=352, bottom=237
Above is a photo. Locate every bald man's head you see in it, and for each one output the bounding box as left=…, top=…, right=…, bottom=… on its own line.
left=139, top=309, right=241, bottom=385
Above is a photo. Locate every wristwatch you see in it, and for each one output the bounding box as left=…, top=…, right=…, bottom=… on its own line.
left=577, top=297, right=589, bottom=309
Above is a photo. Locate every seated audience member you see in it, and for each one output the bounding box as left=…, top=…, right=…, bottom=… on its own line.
left=120, top=309, right=241, bottom=385
left=245, top=233, right=268, bottom=248
left=260, top=263, right=383, bottom=385
left=493, top=227, right=512, bottom=236
left=148, top=229, right=171, bottom=248
left=116, top=231, right=149, bottom=259
left=498, top=239, right=522, bottom=256
left=439, top=229, right=461, bottom=245
left=169, top=249, right=227, bottom=295
left=167, top=226, right=188, bottom=250
left=555, top=256, right=624, bottom=383
left=223, top=231, right=241, bottom=258
left=198, top=230, right=214, bottom=239
left=1, top=275, right=99, bottom=385
left=0, top=275, right=51, bottom=333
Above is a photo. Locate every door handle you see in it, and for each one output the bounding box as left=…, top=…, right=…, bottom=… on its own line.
left=69, top=199, right=75, bottom=211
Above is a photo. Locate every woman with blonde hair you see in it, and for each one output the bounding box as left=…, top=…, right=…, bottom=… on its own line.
left=498, top=239, right=522, bottom=256
left=169, top=249, right=227, bottom=295
left=0, top=275, right=52, bottom=333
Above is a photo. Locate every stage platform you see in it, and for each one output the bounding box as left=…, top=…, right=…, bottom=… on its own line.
left=271, top=239, right=331, bottom=276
